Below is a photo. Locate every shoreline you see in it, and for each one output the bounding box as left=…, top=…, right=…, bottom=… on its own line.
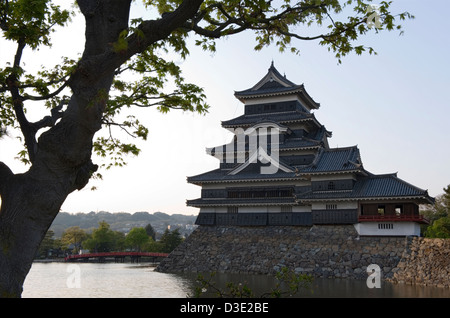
left=32, top=258, right=161, bottom=264
left=33, top=258, right=65, bottom=263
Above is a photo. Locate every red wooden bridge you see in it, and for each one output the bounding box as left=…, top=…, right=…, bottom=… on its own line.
left=64, top=252, right=169, bottom=263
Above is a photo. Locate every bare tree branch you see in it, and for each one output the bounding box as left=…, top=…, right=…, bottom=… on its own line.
left=7, top=38, right=39, bottom=162
left=30, top=99, right=68, bottom=131
left=22, top=79, right=70, bottom=101
left=99, top=0, right=205, bottom=72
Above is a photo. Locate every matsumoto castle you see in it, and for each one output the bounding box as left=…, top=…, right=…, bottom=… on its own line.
left=187, top=63, right=433, bottom=236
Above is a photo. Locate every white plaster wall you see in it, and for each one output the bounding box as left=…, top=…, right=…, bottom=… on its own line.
left=244, top=95, right=302, bottom=105
left=199, top=207, right=215, bottom=213
left=354, top=222, right=421, bottom=236
left=201, top=207, right=229, bottom=213
left=280, top=149, right=316, bottom=156
left=239, top=206, right=267, bottom=213
left=201, top=206, right=312, bottom=213
left=267, top=206, right=281, bottom=213
left=200, top=180, right=308, bottom=189
left=311, top=174, right=356, bottom=181
left=293, top=206, right=311, bottom=212
left=312, top=202, right=358, bottom=210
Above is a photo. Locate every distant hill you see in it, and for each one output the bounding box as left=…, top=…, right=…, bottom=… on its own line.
left=50, top=211, right=198, bottom=238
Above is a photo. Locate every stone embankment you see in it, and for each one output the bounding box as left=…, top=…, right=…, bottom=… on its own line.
left=390, top=237, right=450, bottom=288
left=157, top=225, right=450, bottom=288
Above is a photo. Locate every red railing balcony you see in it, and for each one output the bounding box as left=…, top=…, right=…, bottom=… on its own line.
left=358, top=214, right=429, bottom=224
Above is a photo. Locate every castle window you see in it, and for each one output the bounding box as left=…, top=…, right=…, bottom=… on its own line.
left=280, top=188, right=294, bottom=197
left=227, top=187, right=294, bottom=199
left=241, top=191, right=252, bottom=198
left=281, top=206, right=292, bottom=213
left=378, top=223, right=393, bottom=230
left=228, top=191, right=239, bottom=198
left=377, top=205, right=385, bottom=216
left=253, top=190, right=265, bottom=198
left=395, top=205, right=403, bottom=216
left=327, top=182, right=335, bottom=190
left=326, top=204, right=337, bottom=210
left=227, top=207, right=238, bottom=214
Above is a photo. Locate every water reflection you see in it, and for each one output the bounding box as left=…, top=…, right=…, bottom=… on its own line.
left=180, top=271, right=450, bottom=298
left=23, top=262, right=450, bottom=298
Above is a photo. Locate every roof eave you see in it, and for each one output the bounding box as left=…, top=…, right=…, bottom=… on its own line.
left=300, top=169, right=362, bottom=176
left=234, top=89, right=320, bottom=110
left=187, top=175, right=308, bottom=184
left=299, top=195, right=434, bottom=203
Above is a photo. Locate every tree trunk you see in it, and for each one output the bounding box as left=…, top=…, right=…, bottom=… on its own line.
left=0, top=173, right=68, bottom=297
left=0, top=81, right=103, bottom=296
left=0, top=0, right=204, bottom=298
left=0, top=0, right=128, bottom=297
left=0, top=90, right=109, bottom=297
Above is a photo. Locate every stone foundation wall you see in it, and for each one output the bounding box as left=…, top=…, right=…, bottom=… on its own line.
left=157, top=225, right=411, bottom=280
left=157, top=225, right=450, bottom=287
left=390, top=237, right=450, bottom=288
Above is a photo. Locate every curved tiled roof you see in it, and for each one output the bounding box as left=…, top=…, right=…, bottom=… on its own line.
left=190, top=146, right=363, bottom=183
left=234, top=62, right=320, bottom=109
left=300, top=146, right=362, bottom=174
left=221, top=110, right=316, bottom=128
left=235, top=84, right=305, bottom=98
left=206, top=137, right=322, bottom=156
left=298, top=172, right=434, bottom=204
left=356, top=172, right=431, bottom=199
left=187, top=167, right=306, bottom=185
left=208, top=121, right=330, bottom=156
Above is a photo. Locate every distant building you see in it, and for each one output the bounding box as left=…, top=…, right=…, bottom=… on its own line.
left=187, top=63, right=433, bottom=236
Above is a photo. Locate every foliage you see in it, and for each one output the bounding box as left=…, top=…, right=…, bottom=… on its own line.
left=49, top=211, right=195, bottom=238
left=61, top=226, right=87, bottom=253
left=0, top=0, right=71, bottom=48
left=190, top=267, right=313, bottom=298
left=125, top=227, right=150, bottom=251
left=158, top=227, right=184, bottom=253
left=36, top=230, right=63, bottom=259
left=268, top=266, right=314, bottom=297
left=145, top=223, right=156, bottom=240
left=425, top=217, right=450, bottom=239
left=422, top=185, right=450, bottom=238
left=0, top=0, right=413, bottom=172
left=82, top=221, right=125, bottom=252
left=51, top=221, right=184, bottom=254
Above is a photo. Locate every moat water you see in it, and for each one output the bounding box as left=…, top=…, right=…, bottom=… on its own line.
left=22, top=262, right=450, bottom=298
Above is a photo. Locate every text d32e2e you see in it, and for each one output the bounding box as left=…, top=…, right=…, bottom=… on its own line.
left=180, top=302, right=269, bottom=315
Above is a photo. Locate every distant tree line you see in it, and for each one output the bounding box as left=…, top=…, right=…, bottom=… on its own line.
left=37, top=221, right=183, bottom=259
left=48, top=211, right=196, bottom=237
left=421, top=185, right=450, bottom=238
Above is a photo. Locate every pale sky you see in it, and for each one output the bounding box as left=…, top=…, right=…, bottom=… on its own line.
left=1, top=1, right=449, bottom=215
